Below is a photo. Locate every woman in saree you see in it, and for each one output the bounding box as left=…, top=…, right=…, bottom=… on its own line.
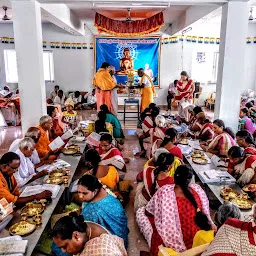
left=84, top=148, right=119, bottom=190
left=228, top=146, right=256, bottom=186
left=137, top=68, right=156, bottom=113
left=137, top=106, right=160, bottom=158
left=99, top=133, right=126, bottom=177
left=236, top=130, right=256, bottom=155
left=77, top=175, right=129, bottom=248
left=201, top=119, right=235, bottom=157
left=202, top=205, right=256, bottom=256
left=239, top=107, right=256, bottom=134
left=161, top=128, right=183, bottom=160
left=194, top=112, right=214, bottom=142
left=134, top=150, right=176, bottom=212
left=149, top=115, right=167, bottom=158
left=51, top=213, right=127, bottom=256
left=173, top=71, right=195, bottom=119
left=159, top=203, right=241, bottom=256
left=189, top=106, right=203, bottom=132
left=100, top=104, right=124, bottom=140
left=136, top=165, right=216, bottom=255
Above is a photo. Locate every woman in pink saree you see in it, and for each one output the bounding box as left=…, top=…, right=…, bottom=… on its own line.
left=136, top=165, right=216, bottom=255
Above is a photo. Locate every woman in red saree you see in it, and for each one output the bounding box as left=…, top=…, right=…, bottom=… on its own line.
left=228, top=146, right=256, bottom=186
left=161, top=128, right=183, bottom=160
left=98, top=133, right=126, bottom=179
left=236, top=130, right=256, bottom=155
left=194, top=112, right=214, bottom=142
left=134, top=150, right=175, bottom=212
left=136, top=165, right=216, bottom=256
left=148, top=115, right=167, bottom=158
left=174, top=71, right=195, bottom=118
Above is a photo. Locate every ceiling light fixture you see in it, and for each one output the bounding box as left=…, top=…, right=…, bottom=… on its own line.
left=249, top=7, right=254, bottom=21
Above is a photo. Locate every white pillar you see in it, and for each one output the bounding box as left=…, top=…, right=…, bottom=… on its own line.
left=214, top=1, right=249, bottom=131
left=12, top=0, right=46, bottom=134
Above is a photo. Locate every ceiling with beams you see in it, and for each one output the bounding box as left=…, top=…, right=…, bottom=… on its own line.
left=1, top=0, right=255, bottom=35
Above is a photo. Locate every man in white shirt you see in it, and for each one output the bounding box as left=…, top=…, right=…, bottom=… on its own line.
left=49, top=85, right=59, bottom=102
left=68, top=91, right=83, bottom=110
left=9, top=127, right=53, bottom=167
left=83, top=89, right=96, bottom=110
left=54, top=90, right=66, bottom=109
left=14, top=138, right=48, bottom=187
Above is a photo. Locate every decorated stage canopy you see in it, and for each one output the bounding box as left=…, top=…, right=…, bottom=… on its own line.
left=95, top=37, right=161, bottom=86
left=94, top=12, right=164, bottom=37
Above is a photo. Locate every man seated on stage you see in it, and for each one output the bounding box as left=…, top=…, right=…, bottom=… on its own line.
left=83, top=89, right=96, bottom=110
left=68, top=91, right=83, bottom=110
left=0, top=152, right=52, bottom=205
left=49, top=85, right=59, bottom=102
left=35, top=116, right=59, bottom=160
left=14, top=138, right=49, bottom=187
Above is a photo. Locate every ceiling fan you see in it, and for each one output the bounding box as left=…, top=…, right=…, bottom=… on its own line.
left=2, top=6, right=11, bottom=21
left=125, top=8, right=132, bottom=23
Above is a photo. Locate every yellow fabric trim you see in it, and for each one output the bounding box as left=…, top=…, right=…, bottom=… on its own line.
left=94, top=23, right=164, bottom=37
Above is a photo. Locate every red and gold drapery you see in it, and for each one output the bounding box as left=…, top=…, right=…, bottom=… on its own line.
left=94, top=12, right=164, bottom=37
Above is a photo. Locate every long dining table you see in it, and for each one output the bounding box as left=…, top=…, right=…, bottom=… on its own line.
left=180, top=139, right=255, bottom=221
left=0, top=140, right=87, bottom=256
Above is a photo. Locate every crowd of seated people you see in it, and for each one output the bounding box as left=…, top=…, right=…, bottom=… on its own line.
left=3, top=88, right=256, bottom=256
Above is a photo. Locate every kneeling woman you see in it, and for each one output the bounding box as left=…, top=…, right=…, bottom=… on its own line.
left=51, top=213, right=127, bottom=256
left=228, top=146, right=256, bottom=186
left=136, top=165, right=215, bottom=255
left=77, top=175, right=129, bottom=248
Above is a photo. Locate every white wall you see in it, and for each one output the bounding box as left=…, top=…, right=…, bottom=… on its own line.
left=0, top=23, right=94, bottom=96
left=0, top=21, right=256, bottom=106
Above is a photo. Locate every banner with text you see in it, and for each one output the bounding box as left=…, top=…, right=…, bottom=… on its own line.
left=95, top=37, right=160, bottom=86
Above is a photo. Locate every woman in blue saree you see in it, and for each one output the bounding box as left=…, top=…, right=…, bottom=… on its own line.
left=77, top=175, right=129, bottom=248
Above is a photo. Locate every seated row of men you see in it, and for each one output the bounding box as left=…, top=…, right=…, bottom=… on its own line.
left=48, top=85, right=96, bottom=110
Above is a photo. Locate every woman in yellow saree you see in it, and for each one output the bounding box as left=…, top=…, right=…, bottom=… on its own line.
left=137, top=68, right=156, bottom=112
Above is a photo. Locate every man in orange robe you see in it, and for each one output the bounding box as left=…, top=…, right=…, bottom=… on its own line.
left=92, top=62, right=116, bottom=113
left=35, top=116, right=58, bottom=160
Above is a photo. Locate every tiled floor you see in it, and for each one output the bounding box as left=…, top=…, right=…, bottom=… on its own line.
left=0, top=107, right=214, bottom=255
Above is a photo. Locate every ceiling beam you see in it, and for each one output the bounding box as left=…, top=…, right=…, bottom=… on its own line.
left=41, top=3, right=84, bottom=35
left=169, top=4, right=220, bottom=35
left=38, top=0, right=227, bottom=4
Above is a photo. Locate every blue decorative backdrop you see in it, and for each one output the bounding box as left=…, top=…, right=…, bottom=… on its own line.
left=95, top=37, right=160, bottom=85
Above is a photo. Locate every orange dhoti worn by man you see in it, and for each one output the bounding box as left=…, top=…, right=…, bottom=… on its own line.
left=35, top=116, right=58, bottom=160
left=92, top=62, right=116, bottom=113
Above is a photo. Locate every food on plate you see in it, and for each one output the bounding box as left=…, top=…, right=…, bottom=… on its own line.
left=243, top=184, right=256, bottom=192
left=49, top=169, right=65, bottom=177
left=9, top=221, right=36, bottom=236
left=62, top=148, right=77, bottom=155
left=231, top=198, right=253, bottom=209
left=180, top=138, right=189, bottom=145
left=46, top=177, right=63, bottom=185
left=220, top=187, right=239, bottom=199
left=21, top=202, right=45, bottom=217
left=192, top=158, right=208, bottom=165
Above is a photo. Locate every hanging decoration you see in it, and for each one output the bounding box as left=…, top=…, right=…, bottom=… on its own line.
left=204, top=37, right=209, bottom=44
left=186, top=36, right=192, bottom=42
left=90, top=43, right=94, bottom=49
left=83, top=43, right=87, bottom=49
left=247, top=37, right=251, bottom=43
left=94, top=12, right=164, bottom=37
left=210, top=37, right=215, bottom=44
left=10, top=38, right=14, bottom=44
